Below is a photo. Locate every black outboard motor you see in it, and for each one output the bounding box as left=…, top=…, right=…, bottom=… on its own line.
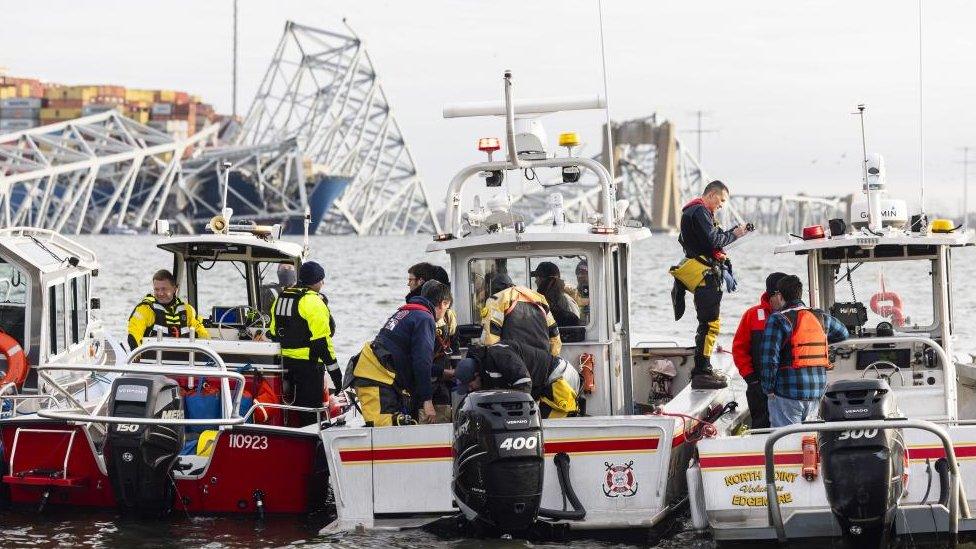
left=104, top=375, right=185, bottom=516
left=452, top=390, right=544, bottom=534
left=819, top=378, right=906, bottom=543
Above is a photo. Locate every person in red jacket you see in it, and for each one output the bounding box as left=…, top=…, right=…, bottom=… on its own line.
left=731, top=272, right=787, bottom=429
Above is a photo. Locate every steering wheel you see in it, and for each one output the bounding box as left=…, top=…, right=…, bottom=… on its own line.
left=861, top=360, right=906, bottom=386
left=217, top=305, right=269, bottom=340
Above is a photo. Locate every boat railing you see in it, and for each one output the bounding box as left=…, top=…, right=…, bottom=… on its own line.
left=763, top=418, right=967, bottom=542
left=240, top=402, right=332, bottom=434
left=441, top=72, right=615, bottom=237
left=35, top=342, right=245, bottom=427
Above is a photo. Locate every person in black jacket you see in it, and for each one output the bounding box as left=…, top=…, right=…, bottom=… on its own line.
left=674, top=180, right=749, bottom=389
left=455, top=340, right=579, bottom=418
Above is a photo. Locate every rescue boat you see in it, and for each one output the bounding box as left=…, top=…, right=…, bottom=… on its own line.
left=687, top=151, right=976, bottom=544
left=0, top=217, right=334, bottom=515
left=0, top=227, right=122, bottom=419
left=319, top=71, right=748, bottom=533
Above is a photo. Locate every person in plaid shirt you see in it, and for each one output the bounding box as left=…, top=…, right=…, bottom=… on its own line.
left=759, top=275, right=849, bottom=427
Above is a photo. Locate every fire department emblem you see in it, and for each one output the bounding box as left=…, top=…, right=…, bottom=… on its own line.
left=603, top=461, right=638, bottom=497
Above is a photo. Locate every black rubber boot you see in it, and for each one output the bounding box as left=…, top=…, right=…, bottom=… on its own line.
left=691, top=372, right=728, bottom=390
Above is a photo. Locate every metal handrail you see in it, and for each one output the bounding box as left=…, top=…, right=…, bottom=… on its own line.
left=763, top=418, right=963, bottom=542
left=241, top=402, right=331, bottom=432
left=35, top=362, right=246, bottom=426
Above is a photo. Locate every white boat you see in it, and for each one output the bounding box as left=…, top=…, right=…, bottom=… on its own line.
left=688, top=153, right=976, bottom=544
left=0, top=227, right=123, bottom=418
left=320, top=71, right=747, bottom=533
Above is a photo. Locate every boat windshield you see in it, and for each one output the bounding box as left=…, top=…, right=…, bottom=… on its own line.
left=469, top=254, right=590, bottom=327
left=194, top=259, right=249, bottom=321
left=832, top=258, right=934, bottom=330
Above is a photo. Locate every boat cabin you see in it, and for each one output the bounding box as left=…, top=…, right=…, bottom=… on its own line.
left=0, top=228, right=118, bottom=408
left=775, top=229, right=973, bottom=421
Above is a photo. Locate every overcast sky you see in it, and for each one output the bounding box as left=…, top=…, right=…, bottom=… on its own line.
left=3, top=0, right=975, bottom=215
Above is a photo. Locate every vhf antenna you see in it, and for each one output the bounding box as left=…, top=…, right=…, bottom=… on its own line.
left=855, top=104, right=869, bottom=186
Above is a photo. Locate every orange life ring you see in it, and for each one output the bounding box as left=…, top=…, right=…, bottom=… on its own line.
left=869, top=291, right=905, bottom=327
left=0, top=330, right=28, bottom=387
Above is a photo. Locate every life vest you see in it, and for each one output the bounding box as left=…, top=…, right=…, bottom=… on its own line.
left=134, top=295, right=191, bottom=339
left=487, top=286, right=556, bottom=353
left=272, top=286, right=321, bottom=351
left=780, top=307, right=829, bottom=370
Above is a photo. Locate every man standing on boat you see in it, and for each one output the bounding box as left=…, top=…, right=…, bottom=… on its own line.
left=732, top=272, right=787, bottom=428
left=759, top=275, right=849, bottom=427
left=127, top=269, right=209, bottom=349
left=671, top=180, right=749, bottom=389
left=269, top=261, right=339, bottom=426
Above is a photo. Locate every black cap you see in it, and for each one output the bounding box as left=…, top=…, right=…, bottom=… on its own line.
left=530, top=261, right=560, bottom=278
left=485, top=272, right=514, bottom=294
left=765, top=272, right=788, bottom=295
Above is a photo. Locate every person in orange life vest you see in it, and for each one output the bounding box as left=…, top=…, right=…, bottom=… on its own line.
left=731, top=272, right=787, bottom=429
left=673, top=180, right=750, bottom=390
left=759, top=275, right=849, bottom=427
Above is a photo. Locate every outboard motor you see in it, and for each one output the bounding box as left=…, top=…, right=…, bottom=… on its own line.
left=819, top=379, right=906, bottom=543
left=452, top=390, right=543, bottom=534
left=104, top=375, right=185, bottom=516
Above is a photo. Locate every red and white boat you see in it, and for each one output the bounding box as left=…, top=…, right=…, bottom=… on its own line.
left=1, top=219, right=335, bottom=516
left=320, top=71, right=747, bottom=533
left=0, top=227, right=123, bottom=419
left=687, top=152, right=976, bottom=544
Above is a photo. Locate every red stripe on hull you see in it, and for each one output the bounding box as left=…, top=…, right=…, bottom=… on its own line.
left=340, top=437, right=661, bottom=464
left=340, top=445, right=454, bottom=463
left=544, top=437, right=659, bottom=455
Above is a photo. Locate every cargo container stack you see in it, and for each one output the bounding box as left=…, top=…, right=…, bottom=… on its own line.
left=0, top=76, right=44, bottom=132
left=0, top=74, right=220, bottom=139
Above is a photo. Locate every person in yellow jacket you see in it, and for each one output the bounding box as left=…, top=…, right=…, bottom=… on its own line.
left=127, top=269, right=209, bottom=349
left=268, top=261, right=337, bottom=427
left=481, top=272, right=561, bottom=356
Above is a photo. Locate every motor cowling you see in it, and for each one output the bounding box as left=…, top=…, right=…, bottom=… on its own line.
left=819, top=378, right=906, bottom=542
left=104, top=375, right=185, bottom=516
left=452, top=390, right=543, bottom=534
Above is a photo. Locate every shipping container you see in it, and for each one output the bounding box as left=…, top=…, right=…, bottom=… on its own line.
left=156, top=90, right=176, bottom=102
left=40, top=107, right=82, bottom=120
left=125, top=111, right=150, bottom=124
left=1, top=119, right=38, bottom=131
left=0, top=107, right=40, bottom=119
left=151, top=102, right=173, bottom=116
left=0, top=86, right=16, bottom=99
left=46, top=99, right=83, bottom=109
left=81, top=104, right=121, bottom=116
left=0, top=97, right=41, bottom=109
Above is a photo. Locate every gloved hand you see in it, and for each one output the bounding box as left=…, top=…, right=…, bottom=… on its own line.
left=723, top=268, right=738, bottom=293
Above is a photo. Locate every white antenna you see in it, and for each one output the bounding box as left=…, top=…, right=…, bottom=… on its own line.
left=917, top=0, right=925, bottom=213
left=597, top=0, right=614, bottom=182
